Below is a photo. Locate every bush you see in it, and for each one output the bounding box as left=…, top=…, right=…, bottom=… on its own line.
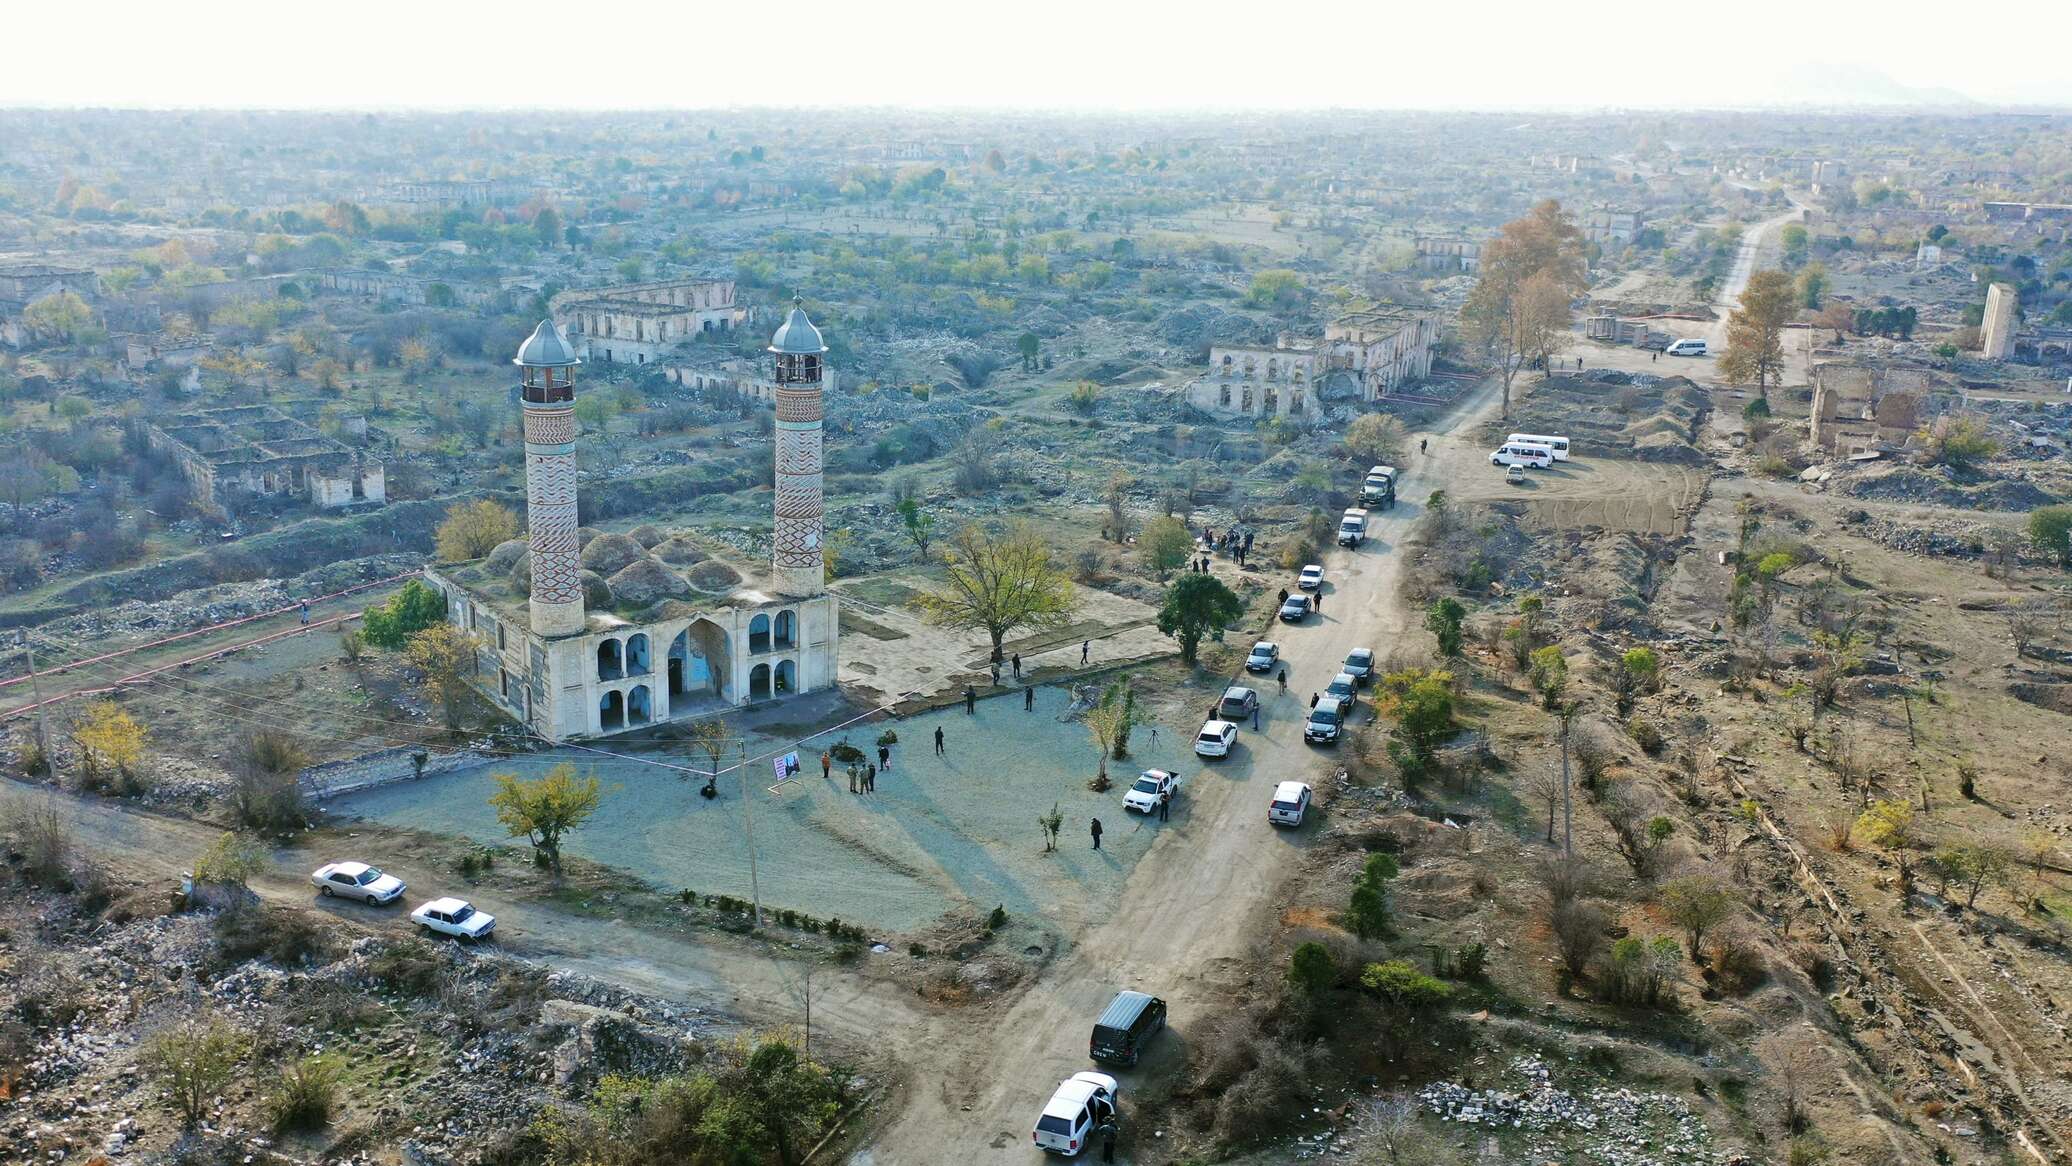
left=212, top=906, right=332, bottom=969
left=266, top=1056, right=342, bottom=1134
left=986, top=904, right=1008, bottom=930
left=367, top=937, right=446, bottom=995
left=1601, top=935, right=1681, bottom=1006
left=1345, top=852, right=1399, bottom=940
left=1210, top=1033, right=1327, bottom=1141
left=1358, top=960, right=1453, bottom=1008
left=1286, top=941, right=1335, bottom=997
left=146, top=1020, right=242, bottom=1128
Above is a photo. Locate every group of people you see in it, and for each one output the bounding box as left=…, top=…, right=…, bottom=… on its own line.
left=818, top=744, right=895, bottom=793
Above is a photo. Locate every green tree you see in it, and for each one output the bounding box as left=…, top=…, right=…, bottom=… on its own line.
left=1343, top=413, right=1405, bottom=466
left=1140, top=515, right=1193, bottom=580
left=1922, top=414, right=1998, bottom=473
left=1937, top=843, right=2013, bottom=909
left=1390, top=670, right=1456, bottom=763
left=916, top=521, right=1075, bottom=664
left=727, top=1038, right=842, bottom=1166
left=193, top=831, right=267, bottom=889
left=1779, top=224, right=1809, bottom=266
left=146, top=1020, right=243, bottom=1127
left=1425, top=597, right=1466, bottom=656
left=2030, top=505, right=2072, bottom=568
left=1346, top=852, right=1400, bottom=939
left=490, top=763, right=604, bottom=873
left=1287, top=941, right=1336, bottom=997
left=1529, top=645, right=1569, bottom=708
left=533, top=206, right=562, bottom=247
left=1795, top=263, right=1828, bottom=309
left=1245, top=268, right=1306, bottom=308
left=1718, top=269, right=1795, bottom=401
left=360, top=579, right=447, bottom=649
left=1660, top=874, right=1733, bottom=957
left=22, top=291, right=95, bottom=343
left=1854, top=799, right=1915, bottom=851
left=434, top=499, right=519, bottom=562
left=895, top=497, right=935, bottom=560
left=1016, top=331, right=1040, bottom=370
left=1082, top=681, right=1137, bottom=784
left=1155, top=572, right=1242, bottom=666
left=407, top=624, right=481, bottom=730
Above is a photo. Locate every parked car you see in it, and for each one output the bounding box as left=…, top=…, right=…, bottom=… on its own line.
left=1032, top=1072, right=1120, bottom=1156
left=1325, top=672, right=1359, bottom=709
left=1244, top=641, right=1280, bottom=673
left=1123, top=769, right=1179, bottom=814
left=1194, top=719, right=1238, bottom=759
left=1278, top=594, right=1312, bottom=622
left=1218, top=685, right=1260, bottom=721
left=1297, top=564, right=1324, bottom=591
left=1304, top=697, right=1346, bottom=745
left=1269, top=780, right=1314, bottom=826
left=1343, top=648, right=1375, bottom=686
left=1089, top=990, right=1167, bottom=1067
left=1506, top=463, right=1527, bottom=485
left=310, top=861, right=406, bottom=905
left=411, top=897, right=497, bottom=941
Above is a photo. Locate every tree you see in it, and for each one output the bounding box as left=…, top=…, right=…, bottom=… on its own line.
left=0, top=449, right=72, bottom=514
left=1246, top=268, right=1306, bottom=309
left=1346, top=852, right=1400, bottom=940
left=1529, top=645, right=1569, bottom=708
left=1287, top=941, right=1336, bottom=997
left=71, top=699, right=145, bottom=790
left=1854, top=799, right=1916, bottom=851
left=1016, top=331, right=1040, bottom=371
left=533, top=207, right=562, bottom=248
left=1425, top=597, right=1466, bottom=656
left=407, top=624, right=480, bottom=730
left=1551, top=899, right=1608, bottom=981
left=360, top=579, right=447, bottom=649
left=1603, top=935, right=1683, bottom=1006
left=1038, top=802, right=1063, bottom=852
left=435, top=499, right=519, bottom=562
left=490, top=763, right=603, bottom=873
left=727, top=1037, right=841, bottom=1166
left=1921, top=414, right=1998, bottom=473
left=1938, top=843, right=2013, bottom=909
left=1391, top=671, right=1456, bottom=763
left=1816, top=301, right=1854, bottom=344
left=1618, top=647, right=1659, bottom=705
left=1462, top=200, right=1587, bottom=418
left=193, top=831, right=267, bottom=888
left=1140, top=516, right=1193, bottom=580
left=21, top=291, right=95, bottom=343
left=1516, top=270, right=1574, bottom=376
left=1082, top=681, right=1137, bottom=785
left=1779, top=224, right=1809, bottom=267
left=1343, top=413, right=1405, bottom=466
left=1660, top=874, right=1734, bottom=957
left=2029, top=505, right=2072, bottom=568
left=146, top=1020, right=242, bottom=1127
left=1718, top=269, right=1796, bottom=401
left=916, top=521, right=1075, bottom=664
left=1795, top=263, right=1828, bottom=309
left=1156, top=573, right=1242, bottom=666
left=894, top=497, right=936, bottom=560
left=230, top=730, right=311, bottom=833
left=1104, top=472, right=1133, bottom=543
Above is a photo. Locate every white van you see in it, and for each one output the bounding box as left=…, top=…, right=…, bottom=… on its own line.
left=1490, top=442, right=1555, bottom=469
left=1664, top=338, right=1709, bottom=357
left=1506, top=433, right=1571, bottom=461
left=1337, top=507, right=1369, bottom=547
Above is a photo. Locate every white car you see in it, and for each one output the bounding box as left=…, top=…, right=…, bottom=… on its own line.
left=310, top=861, right=406, bottom=905
left=1297, top=564, right=1324, bottom=591
left=411, top=897, right=496, bottom=941
left=1244, top=641, right=1280, bottom=673
left=1123, top=769, right=1179, bottom=814
left=1194, top=719, right=1238, bottom=759
left=1269, top=780, right=1314, bottom=826
left=1032, top=1071, right=1119, bottom=1156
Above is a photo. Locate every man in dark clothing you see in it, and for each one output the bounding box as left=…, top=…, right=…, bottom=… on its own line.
left=1024, top=685, right=1035, bottom=711
left=1158, top=792, right=1169, bottom=822
left=1277, top=667, right=1288, bottom=693
left=1420, top=437, right=1428, bottom=454
left=1097, top=1117, right=1119, bottom=1162
left=965, top=685, right=976, bottom=714
left=1252, top=706, right=1261, bottom=731
left=878, top=744, right=890, bottom=769
left=865, top=763, right=876, bottom=793
left=299, top=600, right=311, bottom=628
left=1277, top=588, right=1289, bottom=608
left=1090, top=818, right=1104, bottom=850
left=1011, top=653, right=1022, bottom=679
left=1311, top=692, right=1320, bottom=709
left=1313, top=589, right=1322, bottom=613
left=934, top=727, right=945, bottom=756
left=1081, top=640, right=1090, bottom=664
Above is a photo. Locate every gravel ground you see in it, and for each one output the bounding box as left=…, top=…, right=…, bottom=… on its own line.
left=330, top=688, right=1191, bottom=933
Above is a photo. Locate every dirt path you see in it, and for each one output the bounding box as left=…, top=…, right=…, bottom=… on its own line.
left=851, top=380, right=1505, bottom=1163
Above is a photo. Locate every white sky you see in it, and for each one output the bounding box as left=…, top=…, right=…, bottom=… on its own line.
left=4, top=0, right=2067, bottom=111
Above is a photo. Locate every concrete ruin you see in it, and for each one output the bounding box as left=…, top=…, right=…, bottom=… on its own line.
left=551, top=279, right=751, bottom=365
left=423, top=308, right=837, bottom=742
left=1415, top=235, right=1481, bottom=273
left=1584, top=207, right=1644, bottom=247
left=145, top=405, right=385, bottom=510
left=1809, top=362, right=1928, bottom=454
left=0, top=264, right=99, bottom=348
left=1183, top=306, right=1440, bottom=422
left=1980, top=282, right=2018, bottom=360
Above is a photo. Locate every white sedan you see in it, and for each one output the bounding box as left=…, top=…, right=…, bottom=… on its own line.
left=1123, top=769, right=1179, bottom=814
left=1194, top=719, right=1238, bottom=759
left=310, top=861, right=406, bottom=905
left=1297, top=564, right=1324, bottom=591
left=411, top=897, right=496, bottom=941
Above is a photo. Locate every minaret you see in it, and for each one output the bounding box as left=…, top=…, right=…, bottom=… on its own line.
left=513, top=321, right=586, bottom=637
left=768, top=298, right=828, bottom=597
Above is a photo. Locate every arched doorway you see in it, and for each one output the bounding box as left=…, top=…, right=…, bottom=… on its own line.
left=749, top=663, right=772, bottom=700
left=775, top=659, right=797, bottom=695
left=774, top=610, right=797, bottom=650
left=597, top=638, right=623, bottom=681
left=599, top=689, right=626, bottom=731
left=627, top=685, right=652, bottom=725
left=626, top=633, right=651, bottom=675
left=667, top=620, right=732, bottom=705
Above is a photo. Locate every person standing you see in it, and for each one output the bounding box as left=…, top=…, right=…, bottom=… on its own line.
left=1157, top=791, right=1169, bottom=822
left=865, top=763, right=877, bottom=793
left=1024, top=684, right=1035, bottom=711
left=965, top=685, right=976, bottom=714
left=848, top=765, right=858, bottom=794
left=1090, top=817, right=1104, bottom=850
left=1311, top=692, right=1320, bottom=709
left=989, top=662, right=1000, bottom=687
left=1097, top=1116, right=1119, bottom=1163
left=934, top=726, right=945, bottom=756
left=1277, top=588, right=1289, bottom=608
left=1313, top=589, right=1323, bottom=614
left=1252, top=705, right=1260, bottom=731
left=1011, top=653, right=1022, bottom=679
left=1420, top=437, right=1428, bottom=454
left=1277, top=667, right=1288, bottom=694
left=821, top=750, right=832, bottom=780
left=299, top=599, right=311, bottom=629
left=877, top=744, right=890, bottom=771
left=1081, top=640, right=1090, bottom=665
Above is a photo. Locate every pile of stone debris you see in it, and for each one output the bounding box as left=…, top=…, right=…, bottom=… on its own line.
left=1418, top=1056, right=1733, bottom=1166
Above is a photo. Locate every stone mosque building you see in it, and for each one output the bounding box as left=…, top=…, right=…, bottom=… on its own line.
left=422, top=302, right=839, bottom=742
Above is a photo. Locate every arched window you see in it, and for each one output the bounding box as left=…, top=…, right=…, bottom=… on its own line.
left=596, top=638, right=624, bottom=681
left=774, top=610, right=797, bottom=650
left=627, top=685, right=652, bottom=725
left=1240, top=387, right=1253, bottom=411
left=625, top=633, right=651, bottom=675
left=599, top=689, right=626, bottom=731
left=749, top=613, right=772, bottom=654
left=775, top=659, right=797, bottom=694
left=1219, top=384, right=1231, bottom=407
left=1266, top=359, right=1278, bottom=381
left=749, top=663, right=772, bottom=700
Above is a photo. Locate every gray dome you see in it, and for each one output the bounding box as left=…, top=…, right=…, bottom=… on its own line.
left=514, top=319, right=580, bottom=368
left=767, top=298, right=827, bottom=356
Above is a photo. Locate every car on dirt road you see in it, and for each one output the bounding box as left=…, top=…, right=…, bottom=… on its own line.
left=410, top=897, right=496, bottom=941
left=310, top=861, right=406, bottom=905
left=1245, top=641, right=1280, bottom=673
left=1032, top=1071, right=1119, bottom=1156
left=1278, top=594, right=1312, bottom=622
left=1218, top=685, right=1260, bottom=721
left=1122, top=769, right=1179, bottom=814
left=1297, top=563, right=1324, bottom=590
left=1269, top=780, right=1314, bottom=826
left=1194, top=719, right=1238, bottom=759
left=1304, top=697, right=1347, bottom=745
left=1506, top=463, right=1528, bottom=485
left=1343, top=648, right=1375, bottom=686
left=1325, top=672, right=1359, bottom=710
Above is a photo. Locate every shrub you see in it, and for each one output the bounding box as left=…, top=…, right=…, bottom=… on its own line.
left=1707, top=930, right=1766, bottom=995
left=987, top=904, right=1008, bottom=930
left=212, top=906, right=332, bottom=970
left=145, top=1020, right=242, bottom=1128
left=1601, top=935, right=1681, bottom=1006
left=1358, top=960, right=1453, bottom=1009
left=266, top=1056, right=342, bottom=1134
left=1551, top=899, right=1608, bottom=981
left=1345, top=852, right=1399, bottom=940
left=1286, top=941, right=1336, bottom=997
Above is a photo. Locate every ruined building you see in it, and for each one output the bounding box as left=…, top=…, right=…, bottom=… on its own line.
left=0, top=264, right=99, bottom=349
left=423, top=307, right=838, bottom=742
left=1980, top=282, right=2018, bottom=360
left=551, top=279, right=751, bottom=365
left=145, top=405, right=385, bottom=510
left=1184, top=307, right=1439, bottom=422
left=1809, top=362, right=1927, bottom=454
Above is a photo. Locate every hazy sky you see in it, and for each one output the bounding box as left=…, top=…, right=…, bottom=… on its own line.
left=5, top=0, right=2066, bottom=111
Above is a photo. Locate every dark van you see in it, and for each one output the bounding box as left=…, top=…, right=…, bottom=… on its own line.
left=1089, top=989, right=1167, bottom=1066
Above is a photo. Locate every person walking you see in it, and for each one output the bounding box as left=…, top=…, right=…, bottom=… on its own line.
left=934, top=726, right=945, bottom=756
left=1024, top=684, right=1035, bottom=711
left=821, top=750, right=832, bottom=780
left=1277, top=587, right=1289, bottom=608
left=1081, top=640, right=1090, bottom=665
left=1011, top=653, right=1022, bottom=679
left=1310, top=692, right=1320, bottom=709
left=1420, top=437, right=1428, bottom=454
left=1277, top=667, right=1288, bottom=694
left=877, top=744, right=890, bottom=770
left=990, top=662, right=1000, bottom=687
left=299, top=599, right=311, bottom=629
left=965, top=685, right=976, bottom=714
left=1313, top=589, right=1323, bottom=613
left=1148, top=724, right=1158, bottom=745
left=865, top=763, right=877, bottom=793
left=1090, top=817, right=1104, bottom=850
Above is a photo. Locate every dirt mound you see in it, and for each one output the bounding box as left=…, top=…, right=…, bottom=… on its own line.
left=1838, top=464, right=2060, bottom=511
left=685, top=560, right=742, bottom=593
left=486, top=538, right=529, bottom=572
left=627, top=523, right=667, bottom=549
left=508, top=549, right=532, bottom=590
left=609, top=558, right=692, bottom=607
left=653, top=537, right=710, bottom=566
left=580, top=532, right=646, bottom=575
left=580, top=570, right=613, bottom=609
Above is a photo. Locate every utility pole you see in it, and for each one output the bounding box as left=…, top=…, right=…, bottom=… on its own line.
left=19, top=631, right=49, bottom=769
left=739, top=739, right=762, bottom=929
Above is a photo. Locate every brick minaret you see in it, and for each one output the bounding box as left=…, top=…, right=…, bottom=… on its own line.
left=514, top=321, right=586, bottom=637
left=769, top=299, right=828, bottom=597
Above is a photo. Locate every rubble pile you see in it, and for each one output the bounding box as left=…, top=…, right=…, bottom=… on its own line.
left=1418, top=1056, right=1726, bottom=1166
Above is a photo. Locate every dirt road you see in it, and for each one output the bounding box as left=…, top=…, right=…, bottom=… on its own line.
left=851, top=380, right=1504, bottom=1163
